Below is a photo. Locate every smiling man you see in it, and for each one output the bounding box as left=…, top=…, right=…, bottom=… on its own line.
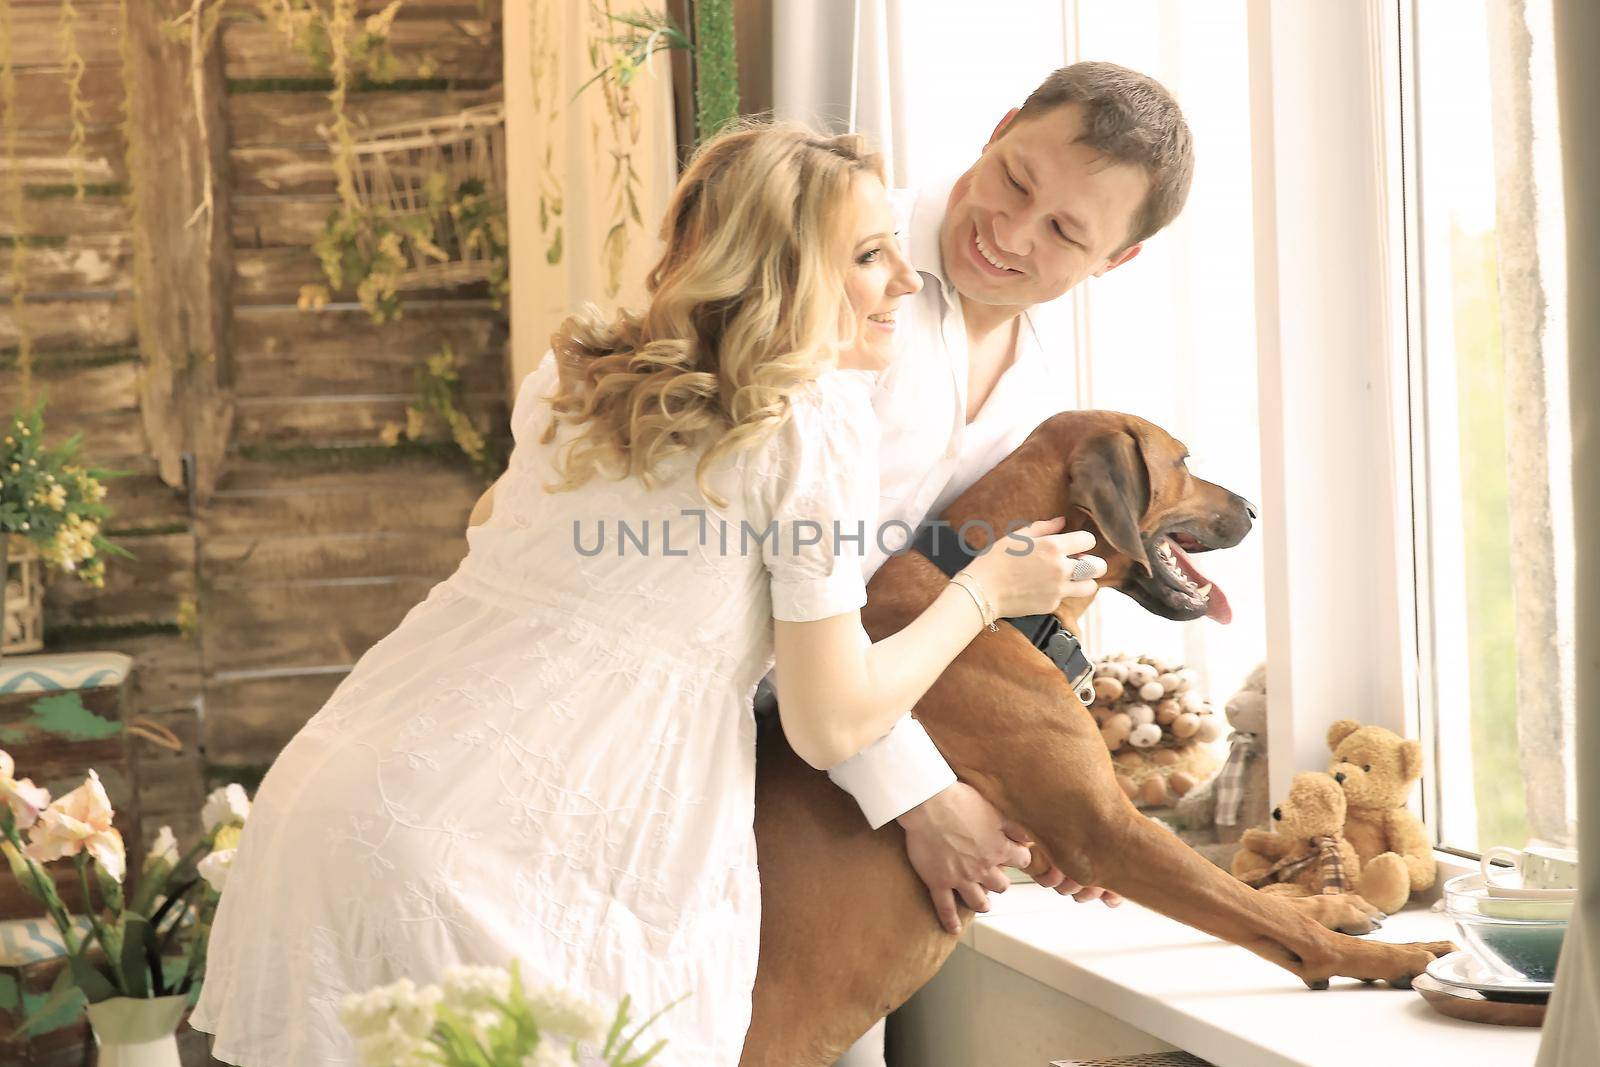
left=813, top=61, right=1196, bottom=1067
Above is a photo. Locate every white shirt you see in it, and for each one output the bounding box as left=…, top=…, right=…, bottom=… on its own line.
left=825, top=181, right=1079, bottom=828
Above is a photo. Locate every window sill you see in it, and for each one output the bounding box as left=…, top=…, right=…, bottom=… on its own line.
left=962, top=870, right=1541, bottom=1067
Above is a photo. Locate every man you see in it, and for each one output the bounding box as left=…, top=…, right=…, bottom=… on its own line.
left=754, top=60, right=1195, bottom=1065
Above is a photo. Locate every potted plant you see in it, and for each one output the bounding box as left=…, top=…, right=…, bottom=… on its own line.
left=0, top=399, right=130, bottom=661
left=342, top=959, right=680, bottom=1067
left=0, top=748, right=251, bottom=1065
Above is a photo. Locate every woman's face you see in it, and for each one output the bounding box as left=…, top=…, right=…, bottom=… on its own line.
left=840, top=172, right=921, bottom=371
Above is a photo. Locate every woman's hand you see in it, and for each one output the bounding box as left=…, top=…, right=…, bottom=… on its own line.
left=961, top=516, right=1106, bottom=618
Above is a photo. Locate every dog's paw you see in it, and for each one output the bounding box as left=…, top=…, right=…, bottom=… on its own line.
left=1288, top=893, right=1379, bottom=934
left=1385, top=940, right=1457, bottom=988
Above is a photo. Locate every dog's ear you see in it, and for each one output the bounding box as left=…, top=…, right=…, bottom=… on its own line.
left=1067, top=431, right=1152, bottom=577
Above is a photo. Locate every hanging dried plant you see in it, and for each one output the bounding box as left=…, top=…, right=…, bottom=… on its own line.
left=531, top=0, right=564, bottom=266
left=0, top=0, right=32, bottom=404
left=57, top=0, right=93, bottom=200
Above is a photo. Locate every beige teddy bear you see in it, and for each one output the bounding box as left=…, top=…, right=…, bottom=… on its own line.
left=1325, top=720, right=1435, bottom=914
left=1230, top=771, right=1362, bottom=898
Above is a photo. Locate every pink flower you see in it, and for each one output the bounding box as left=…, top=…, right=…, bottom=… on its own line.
left=24, top=769, right=126, bottom=883
left=0, top=749, right=52, bottom=830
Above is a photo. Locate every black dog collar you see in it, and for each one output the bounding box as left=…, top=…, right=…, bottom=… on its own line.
left=909, top=523, right=1097, bottom=707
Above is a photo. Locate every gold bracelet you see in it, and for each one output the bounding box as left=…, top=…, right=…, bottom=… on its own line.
left=953, top=572, right=996, bottom=628
left=950, top=572, right=1000, bottom=632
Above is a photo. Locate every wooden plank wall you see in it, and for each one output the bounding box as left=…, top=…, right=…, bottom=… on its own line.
left=203, top=0, right=508, bottom=791
left=2, top=0, right=508, bottom=844
left=1, top=0, right=203, bottom=845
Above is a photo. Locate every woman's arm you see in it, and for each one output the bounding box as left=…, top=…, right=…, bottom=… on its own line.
left=772, top=584, right=985, bottom=770
left=772, top=521, right=1101, bottom=770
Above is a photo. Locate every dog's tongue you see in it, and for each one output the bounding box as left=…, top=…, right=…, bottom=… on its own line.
left=1168, top=540, right=1233, bottom=625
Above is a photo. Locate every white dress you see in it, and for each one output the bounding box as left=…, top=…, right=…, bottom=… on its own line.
left=190, top=359, right=882, bottom=1066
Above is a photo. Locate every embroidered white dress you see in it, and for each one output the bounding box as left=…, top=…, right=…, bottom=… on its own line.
left=190, top=360, right=881, bottom=1066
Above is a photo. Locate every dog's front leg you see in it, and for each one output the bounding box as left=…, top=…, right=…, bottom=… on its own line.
left=938, top=665, right=1452, bottom=990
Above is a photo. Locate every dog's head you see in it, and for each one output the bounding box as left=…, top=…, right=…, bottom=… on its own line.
left=1055, top=412, right=1256, bottom=624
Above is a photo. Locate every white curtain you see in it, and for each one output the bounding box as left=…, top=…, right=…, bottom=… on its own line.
left=1535, top=0, right=1599, bottom=1059
left=772, top=0, right=910, bottom=186
left=504, top=0, right=680, bottom=386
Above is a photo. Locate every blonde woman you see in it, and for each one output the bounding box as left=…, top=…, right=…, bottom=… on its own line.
left=190, top=122, right=1102, bottom=1066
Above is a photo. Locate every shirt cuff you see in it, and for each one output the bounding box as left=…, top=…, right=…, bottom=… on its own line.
left=826, top=715, right=958, bottom=830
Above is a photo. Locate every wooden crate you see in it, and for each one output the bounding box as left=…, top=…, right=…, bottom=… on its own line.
left=0, top=656, right=140, bottom=920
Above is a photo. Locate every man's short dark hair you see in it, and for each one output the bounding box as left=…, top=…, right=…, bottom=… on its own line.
left=1010, top=61, right=1195, bottom=251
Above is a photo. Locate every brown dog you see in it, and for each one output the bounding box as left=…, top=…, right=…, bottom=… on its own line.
left=740, top=411, right=1452, bottom=1064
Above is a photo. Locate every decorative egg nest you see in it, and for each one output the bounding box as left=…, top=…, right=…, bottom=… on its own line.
left=1090, top=652, right=1223, bottom=808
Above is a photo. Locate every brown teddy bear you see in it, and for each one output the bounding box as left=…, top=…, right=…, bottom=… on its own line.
left=1231, top=771, right=1362, bottom=898
left=1326, top=719, right=1435, bottom=914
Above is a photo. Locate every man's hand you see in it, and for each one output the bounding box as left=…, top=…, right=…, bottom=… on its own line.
left=896, top=782, right=1029, bottom=934
left=1022, top=836, right=1124, bottom=908
left=897, top=783, right=1123, bottom=933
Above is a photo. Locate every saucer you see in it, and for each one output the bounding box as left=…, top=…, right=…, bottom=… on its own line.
left=1427, top=951, right=1554, bottom=998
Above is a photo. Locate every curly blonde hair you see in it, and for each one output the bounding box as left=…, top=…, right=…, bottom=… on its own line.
left=538, top=120, right=883, bottom=509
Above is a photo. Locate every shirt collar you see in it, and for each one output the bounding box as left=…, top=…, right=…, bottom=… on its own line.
left=905, top=179, right=959, bottom=311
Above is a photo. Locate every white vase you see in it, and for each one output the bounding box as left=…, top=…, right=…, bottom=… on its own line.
left=86, top=995, right=187, bottom=1067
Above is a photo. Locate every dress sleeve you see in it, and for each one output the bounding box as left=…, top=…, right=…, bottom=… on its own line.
left=748, top=375, right=881, bottom=623
left=510, top=350, right=561, bottom=448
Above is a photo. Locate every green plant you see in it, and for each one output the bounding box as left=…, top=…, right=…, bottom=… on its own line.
left=0, top=399, right=133, bottom=588
left=572, top=10, right=691, bottom=101
left=692, top=0, right=739, bottom=142
left=379, top=343, right=502, bottom=481
left=342, top=958, right=678, bottom=1067
left=256, top=0, right=404, bottom=82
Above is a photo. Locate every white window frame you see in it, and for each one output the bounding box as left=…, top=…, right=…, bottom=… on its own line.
left=1246, top=0, right=1428, bottom=807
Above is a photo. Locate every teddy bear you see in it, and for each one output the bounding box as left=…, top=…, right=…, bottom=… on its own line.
left=1230, top=771, right=1362, bottom=898
left=1174, top=662, right=1270, bottom=843
left=1325, top=719, right=1435, bottom=914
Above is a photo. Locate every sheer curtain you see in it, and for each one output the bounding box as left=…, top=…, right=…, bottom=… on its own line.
left=1536, top=0, right=1598, bottom=1058
left=504, top=0, right=679, bottom=386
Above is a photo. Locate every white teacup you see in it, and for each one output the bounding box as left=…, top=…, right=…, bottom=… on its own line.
left=1481, top=844, right=1579, bottom=892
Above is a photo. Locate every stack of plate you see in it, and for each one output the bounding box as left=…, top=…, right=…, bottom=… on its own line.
left=1416, top=872, right=1570, bottom=1024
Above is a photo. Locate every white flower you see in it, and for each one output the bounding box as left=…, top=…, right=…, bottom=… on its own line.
left=440, top=964, right=511, bottom=1012
left=144, top=825, right=179, bottom=867
left=197, top=848, right=236, bottom=893
left=340, top=979, right=442, bottom=1067
left=526, top=985, right=611, bottom=1045
left=522, top=1043, right=578, bottom=1067
left=200, top=783, right=251, bottom=833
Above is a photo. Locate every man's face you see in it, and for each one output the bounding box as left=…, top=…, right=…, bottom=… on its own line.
left=941, top=103, right=1151, bottom=310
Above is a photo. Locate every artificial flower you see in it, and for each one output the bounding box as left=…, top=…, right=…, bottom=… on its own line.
left=25, top=769, right=126, bottom=882
left=0, top=749, right=52, bottom=830
left=201, top=783, right=251, bottom=833
left=144, top=824, right=179, bottom=868
left=197, top=848, right=236, bottom=894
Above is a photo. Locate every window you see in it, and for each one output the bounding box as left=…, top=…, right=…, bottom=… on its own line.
left=897, top=1, right=1267, bottom=708
left=1404, top=0, right=1574, bottom=854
